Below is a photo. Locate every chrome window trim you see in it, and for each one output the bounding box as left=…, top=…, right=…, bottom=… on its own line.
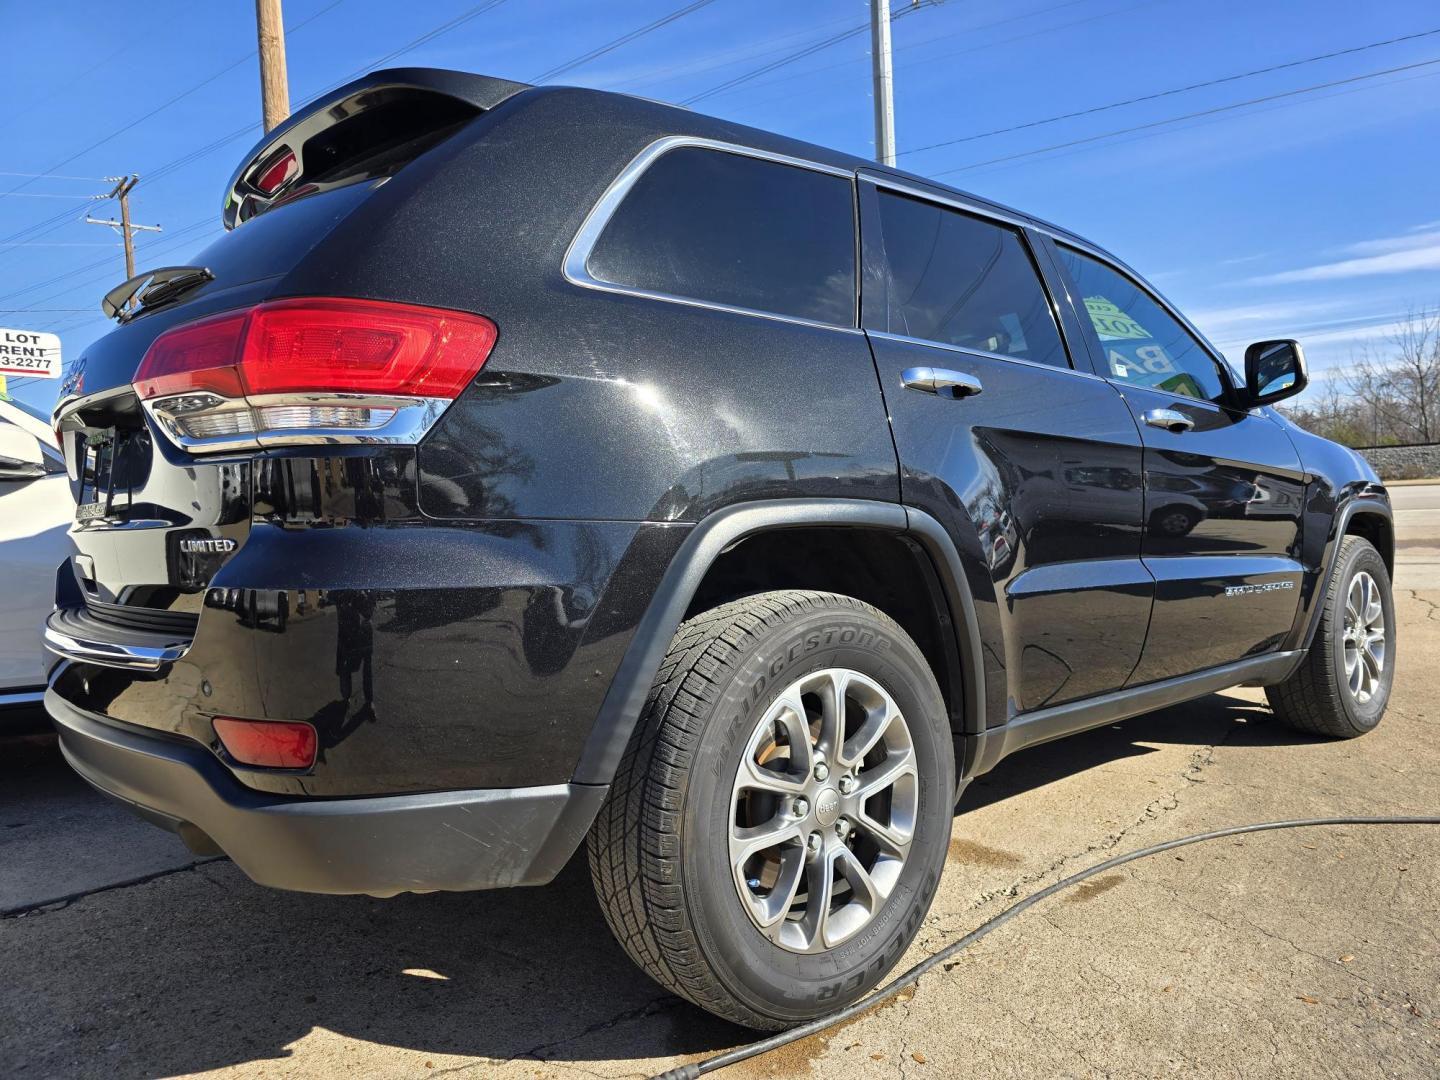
left=857, top=171, right=1238, bottom=385
left=1048, top=238, right=1241, bottom=392
left=857, top=173, right=1087, bottom=377
left=858, top=172, right=1036, bottom=233
left=562, top=136, right=863, bottom=336
left=866, top=330, right=1105, bottom=381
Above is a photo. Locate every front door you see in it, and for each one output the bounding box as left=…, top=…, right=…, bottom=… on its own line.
left=1049, top=244, right=1307, bottom=684
left=858, top=176, right=1152, bottom=722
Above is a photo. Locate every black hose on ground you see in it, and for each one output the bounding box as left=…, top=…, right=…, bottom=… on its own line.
left=652, top=815, right=1440, bottom=1080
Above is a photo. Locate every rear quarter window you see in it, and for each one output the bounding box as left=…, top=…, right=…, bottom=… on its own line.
left=583, top=146, right=856, bottom=327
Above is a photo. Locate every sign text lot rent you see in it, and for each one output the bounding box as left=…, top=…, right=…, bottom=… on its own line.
left=0, top=329, right=62, bottom=379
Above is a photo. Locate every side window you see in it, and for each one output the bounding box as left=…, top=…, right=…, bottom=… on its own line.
left=1057, top=246, right=1226, bottom=402
left=865, top=190, right=1068, bottom=368
left=584, top=146, right=855, bottom=327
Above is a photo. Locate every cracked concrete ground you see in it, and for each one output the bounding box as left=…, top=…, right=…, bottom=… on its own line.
left=2, top=491, right=1437, bottom=1080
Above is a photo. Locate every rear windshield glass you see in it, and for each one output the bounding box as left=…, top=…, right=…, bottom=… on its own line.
left=585, top=146, right=856, bottom=327
left=225, top=87, right=480, bottom=229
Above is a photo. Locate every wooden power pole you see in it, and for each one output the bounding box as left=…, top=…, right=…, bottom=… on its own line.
left=86, top=175, right=161, bottom=280
left=255, top=0, right=291, bottom=132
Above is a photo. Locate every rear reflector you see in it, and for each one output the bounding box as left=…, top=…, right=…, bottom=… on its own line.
left=213, top=717, right=317, bottom=769
left=134, top=297, right=497, bottom=450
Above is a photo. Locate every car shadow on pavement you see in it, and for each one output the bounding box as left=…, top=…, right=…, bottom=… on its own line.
left=958, top=689, right=1322, bottom=815
left=3, top=690, right=1325, bottom=1077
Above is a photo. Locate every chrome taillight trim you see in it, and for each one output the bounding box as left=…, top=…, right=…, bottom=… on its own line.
left=141, top=392, right=455, bottom=453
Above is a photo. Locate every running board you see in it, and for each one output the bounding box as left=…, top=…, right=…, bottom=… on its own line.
left=964, top=651, right=1303, bottom=780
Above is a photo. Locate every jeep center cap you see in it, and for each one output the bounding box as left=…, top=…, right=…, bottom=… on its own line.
left=814, top=788, right=841, bottom=827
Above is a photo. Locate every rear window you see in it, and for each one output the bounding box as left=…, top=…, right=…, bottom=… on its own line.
left=584, top=146, right=856, bottom=327
left=225, top=87, right=481, bottom=229
left=865, top=190, right=1068, bottom=368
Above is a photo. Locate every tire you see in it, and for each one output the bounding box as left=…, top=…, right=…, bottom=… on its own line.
left=1267, top=535, right=1395, bottom=738
left=587, top=589, right=954, bottom=1030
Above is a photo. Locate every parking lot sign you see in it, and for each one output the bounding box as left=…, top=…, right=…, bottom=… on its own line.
left=0, top=328, right=62, bottom=379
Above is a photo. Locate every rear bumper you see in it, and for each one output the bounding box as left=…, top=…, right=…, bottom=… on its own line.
left=46, top=688, right=607, bottom=897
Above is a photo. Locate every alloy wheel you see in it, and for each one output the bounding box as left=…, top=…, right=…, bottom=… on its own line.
left=1342, top=570, right=1386, bottom=704
left=728, top=668, right=918, bottom=954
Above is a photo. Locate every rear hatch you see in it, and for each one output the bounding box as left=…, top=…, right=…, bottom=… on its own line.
left=50, top=69, right=525, bottom=655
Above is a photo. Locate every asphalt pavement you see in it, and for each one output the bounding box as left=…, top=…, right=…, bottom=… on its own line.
left=2, top=486, right=1437, bottom=1079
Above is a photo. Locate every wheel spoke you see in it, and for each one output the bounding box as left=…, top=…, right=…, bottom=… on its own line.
left=1346, top=579, right=1362, bottom=627
left=1365, top=587, right=1383, bottom=627
left=757, top=846, right=807, bottom=931
left=854, top=747, right=916, bottom=802
left=1362, top=641, right=1383, bottom=682
left=812, top=671, right=843, bottom=762
left=839, top=702, right=895, bottom=768
left=834, top=845, right=882, bottom=913
left=731, top=814, right=803, bottom=864
left=801, top=847, right=837, bottom=949
left=855, top=806, right=912, bottom=856
left=740, top=752, right=806, bottom=796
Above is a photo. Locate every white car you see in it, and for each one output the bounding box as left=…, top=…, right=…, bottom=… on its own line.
left=0, top=397, right=71, bottom=732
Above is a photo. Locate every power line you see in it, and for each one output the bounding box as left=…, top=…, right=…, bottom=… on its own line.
left=0, top=218, right=214, bottom=310
left=146, top=0, right=517, bottom=189
left=679, top=1, right=942, bottom=107
left=935, top=54, right=1440, bottom=175
left=616, top=13, right=864, bottom=94
left=902, top=25, right=1440, bottom=156
left=699, top=0, right=1112, bottom=110
left=0, top=0, right=349, bottom=200
left=0, top=171, right=118, bottom=182
left=681, top=24, right=869, bottom=106
left=532, top=0, right=720, bottom=83
left=0, top=192, right=108, bottom=200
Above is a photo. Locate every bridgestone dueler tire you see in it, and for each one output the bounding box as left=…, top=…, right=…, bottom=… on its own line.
left=587, top=590, right=954, bottom=1030
left=1267, top=536, right=1395, bottom=738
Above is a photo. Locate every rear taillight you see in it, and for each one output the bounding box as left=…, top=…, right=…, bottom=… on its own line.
left=134, top=298, right=497, bottom=451
left=213, top=717, right=317, bottom=769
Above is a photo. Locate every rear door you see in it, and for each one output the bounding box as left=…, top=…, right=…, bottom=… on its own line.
left=1046, top=242, right=1306, bottom=684
left=858, top=175, right=1152, bottom=720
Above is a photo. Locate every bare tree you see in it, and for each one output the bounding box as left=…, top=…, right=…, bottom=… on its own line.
left=1345, top=306, right=1440, bottom=444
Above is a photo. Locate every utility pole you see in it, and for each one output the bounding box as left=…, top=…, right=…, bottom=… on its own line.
left=255, top=0, right=291, bottom=132
left=869, top=0, right=897, bottom=166
left=86, top=175, right=161, bottom=280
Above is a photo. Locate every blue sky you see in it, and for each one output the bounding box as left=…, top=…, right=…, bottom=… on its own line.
left=4, top=0, right=1439, bottom=416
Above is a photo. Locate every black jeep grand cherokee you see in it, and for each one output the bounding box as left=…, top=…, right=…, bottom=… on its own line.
left=46, top=68, right=1395, bottom=1030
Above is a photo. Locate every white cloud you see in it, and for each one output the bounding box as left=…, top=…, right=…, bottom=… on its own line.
left=1248, top=225, right=1440, bottom=285
left=1245, top=243, right=1440, bottom=285
left=1188, top=300, right=1332, bottom=345
left=1341, top=228, right=1440, bottom=257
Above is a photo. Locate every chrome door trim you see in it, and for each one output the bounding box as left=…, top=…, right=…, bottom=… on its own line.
left=868, top=330, right=1107, bottom=382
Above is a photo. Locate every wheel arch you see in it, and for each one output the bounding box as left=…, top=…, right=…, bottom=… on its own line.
left=571, top=499, right=986, bottom=786
left=1292, top=488, right=1394, bottom=655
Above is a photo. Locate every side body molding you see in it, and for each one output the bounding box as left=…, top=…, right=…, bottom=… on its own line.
left=570, top=499, right=987, bottom=786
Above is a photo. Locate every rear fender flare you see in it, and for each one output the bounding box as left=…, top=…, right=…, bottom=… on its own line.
left=570, top=499, right=987, bottom=786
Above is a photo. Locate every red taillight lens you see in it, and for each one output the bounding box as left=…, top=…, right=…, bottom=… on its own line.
left=241, top=299, right=496, bottom=398
left=133, top=298, right=497, bottom=449
left=133, top=311, right=248, bottom=401
left=213, top=717, right=317, bottom=769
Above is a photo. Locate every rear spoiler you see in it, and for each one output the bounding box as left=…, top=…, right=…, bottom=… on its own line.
left=222, top=67, right=530, bottom=230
